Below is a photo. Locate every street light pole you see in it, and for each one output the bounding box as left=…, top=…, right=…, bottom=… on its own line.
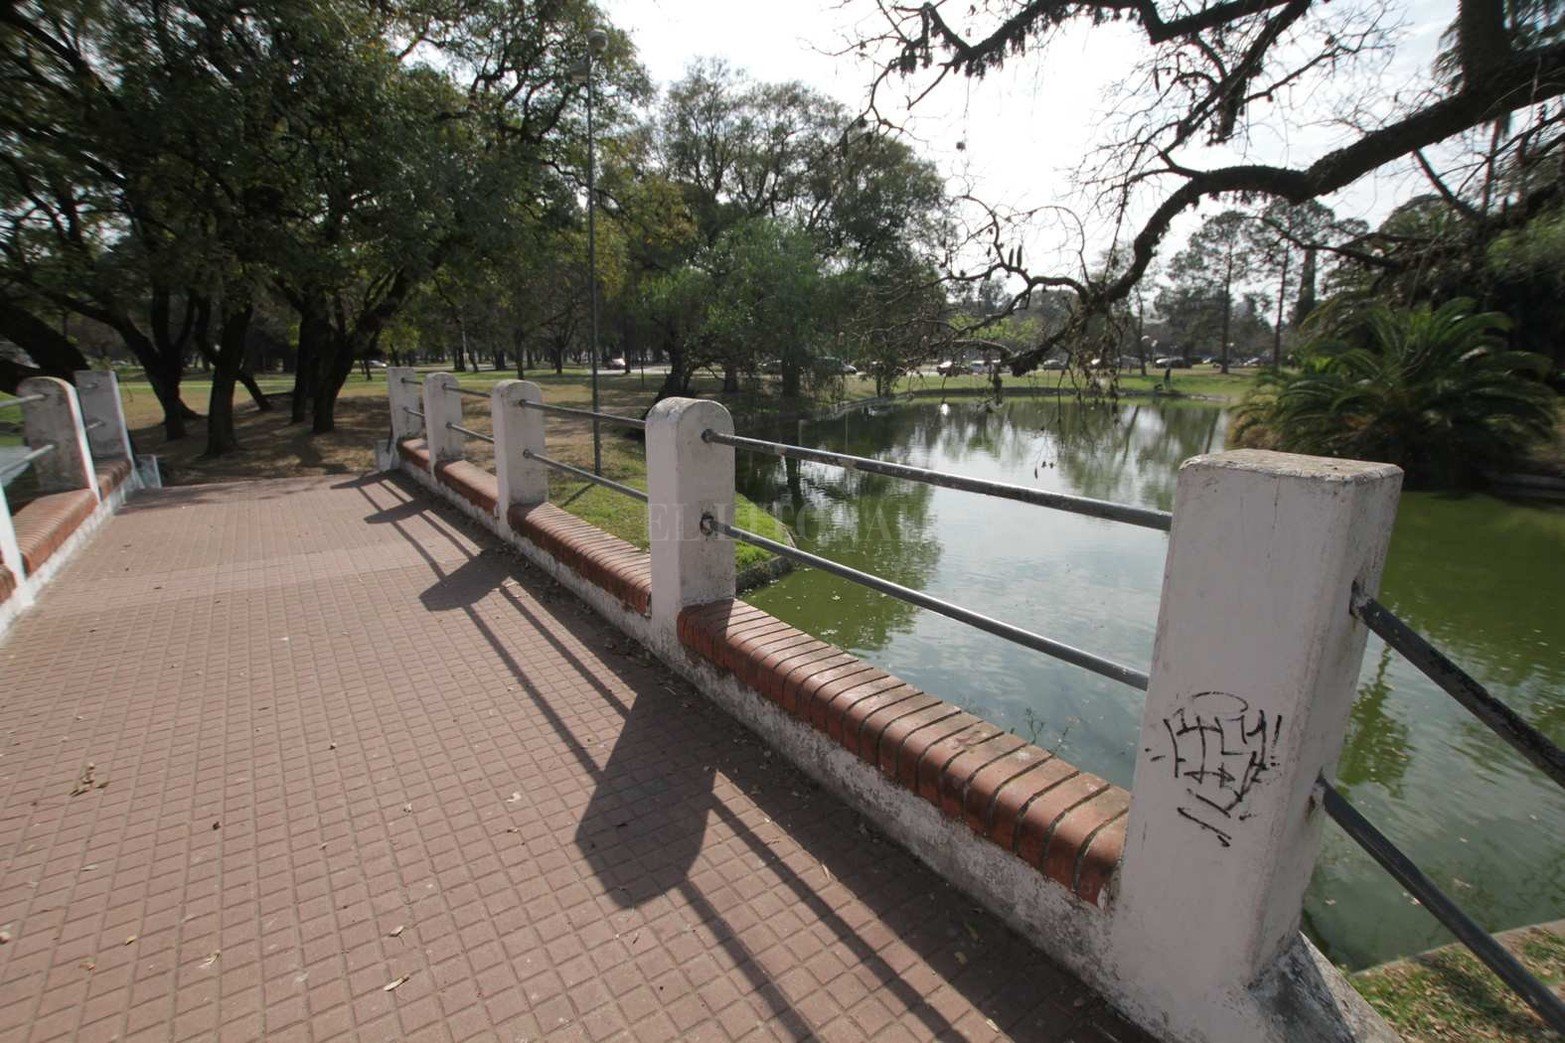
left=583, top=29, right=607, bottom=476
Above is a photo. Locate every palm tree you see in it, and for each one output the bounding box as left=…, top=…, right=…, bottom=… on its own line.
left=1232, top=298, right=1557, bottom=487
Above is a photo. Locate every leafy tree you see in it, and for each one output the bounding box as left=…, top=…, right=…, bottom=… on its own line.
left=1164, top=211, right=1255, bottom=371
left=1232, top=298, right=1556, bottom=486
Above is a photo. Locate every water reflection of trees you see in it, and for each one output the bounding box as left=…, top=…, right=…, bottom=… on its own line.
left=1026, top=399, right=1223, bottom=512
left=737, top=406, right=942, bottom=652
left=1337, top=644, right=1412, bottom=798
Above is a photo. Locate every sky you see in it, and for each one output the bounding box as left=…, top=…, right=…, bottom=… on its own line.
left=602, top=0, right=1460, bottom=278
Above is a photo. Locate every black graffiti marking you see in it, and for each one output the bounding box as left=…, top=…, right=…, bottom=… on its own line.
left=1159, top=691, right=1282, bottom=846
left=1176, top=805, right=1233, bottom=848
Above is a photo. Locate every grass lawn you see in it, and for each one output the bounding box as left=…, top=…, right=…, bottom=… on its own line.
left=1351, top=925, right=1565, bottom=1041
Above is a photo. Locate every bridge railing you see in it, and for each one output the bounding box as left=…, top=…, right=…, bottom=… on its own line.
left=1, top=372, right=139, bottom=625
left=386, top=372, right=1564, bottom=1040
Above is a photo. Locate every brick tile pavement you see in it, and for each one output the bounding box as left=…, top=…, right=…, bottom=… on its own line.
left=0, top=474, right=1155, bottom=1042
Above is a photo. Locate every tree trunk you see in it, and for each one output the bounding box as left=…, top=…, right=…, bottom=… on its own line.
left=723, top=361, right=739, bottom=394
left=291, top=301, right=328, bottom=424
left=311, top=329, right=361, bottom=435
left=239, top=368, right=272, bottom=410
left=1273, top=248, right=1291, bottom=368
left=204, top=304, right=252, bottom=457
left=1293, top=248, right=1319, bottom=331
left=1219, top=246, right=1234, bottom=374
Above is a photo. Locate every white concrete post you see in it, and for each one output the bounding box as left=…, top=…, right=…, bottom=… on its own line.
left=421, top=372, right=463, bottom=466
left=1111, top=450, right=1402, bottom=1019
left=74, top=370, right=134, bottom=462
left=645, top=397, right=735, bottom=638
left=387, top=367, right=424, bottom=442
left=17, top=376, right=96, bottom=498
left=491, top=380, right=548, bottom=521
left=0, top=480, right=23, bottom=589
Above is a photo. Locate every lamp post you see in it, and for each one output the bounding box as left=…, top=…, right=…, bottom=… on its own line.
left=573, top=29, right=609, bottom=475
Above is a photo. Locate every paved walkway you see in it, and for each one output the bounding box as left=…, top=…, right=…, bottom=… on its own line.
left=0, top=474, right=1152, bottom=1042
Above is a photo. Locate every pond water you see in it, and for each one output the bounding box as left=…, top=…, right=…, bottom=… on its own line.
left=734, top=396, right=1565, bottom=970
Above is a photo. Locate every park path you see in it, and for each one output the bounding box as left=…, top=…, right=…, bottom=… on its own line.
left=0, top=473, right=1150, bottom=1042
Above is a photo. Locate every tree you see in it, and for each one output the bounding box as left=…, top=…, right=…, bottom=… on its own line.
left=1165, top=211, right=1254, bottom=371
left=1232, top=298, right=1556, bottom=485
left=1245, top=200, right=1341, bottom=366
left=860, top=0, right=1565, bottom=371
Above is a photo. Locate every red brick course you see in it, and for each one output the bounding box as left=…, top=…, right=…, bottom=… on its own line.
left=11, top=488, right=97, bottom=575
left=94, top=458, right=132, bottom=499
left=507, top=502, right=651, bottom=616
left=680, top=599, right=1131, bottom=907
left=433, top=460, right=499, bottom=514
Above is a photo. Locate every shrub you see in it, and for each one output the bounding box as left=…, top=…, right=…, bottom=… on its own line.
left=1232, top=298, right=1556, bottom=486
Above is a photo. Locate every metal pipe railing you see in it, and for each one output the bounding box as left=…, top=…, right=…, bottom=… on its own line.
left=521, top=400, right=645, bottom=430
left=1351, top=590, right=1565, bottom=791
left=447, top=422, right=494, bottom=445
left=85, top=419, right=104, bottom=431
left=702, top=514, right=1150, bottom=690
left=702, top=430, right=1172, bottom=532
left=0, top=394, right=45, bottom=409
left=446, top=386, right=491, bottom=400
left=1321, top=781, right=1565, bottom=1034
left=523, top=450, right=648, bottom=503
left=398, top=376, right=421, bottom=387
left=0, top=443, right=56, bottom=483
left=403, top=406, right=425, bottom=419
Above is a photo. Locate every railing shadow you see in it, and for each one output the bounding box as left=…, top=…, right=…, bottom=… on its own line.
left=355, top=470, right=1124, bottom=1041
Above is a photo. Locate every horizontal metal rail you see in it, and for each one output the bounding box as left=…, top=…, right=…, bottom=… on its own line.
left=0, top=443, right=56, bottom=482
left=521, top=400, right=645, bottom=430
left=703, top=516, right=1150, bottom=690
left=1352, top=591, right=1565, bottom=791
left=445, top=386, right=491, bottom=400
left=703, top=430, right=1171, bottom=531
left=397, top=376, right=421, bottom=387
left=85, top=419, right=104, bottom=431
left=403, top=406, right=425, bottom=419
left=0, top=394, right=45, bottom=409
left=524, top=450, right=648, bottom=503
left=447, top=422, right=494, bottom=444
left=1321, top=781, right=1565, bottom=1034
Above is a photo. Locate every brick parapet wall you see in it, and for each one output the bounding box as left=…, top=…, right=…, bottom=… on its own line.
left=678, top=599, right=1128, bottom=906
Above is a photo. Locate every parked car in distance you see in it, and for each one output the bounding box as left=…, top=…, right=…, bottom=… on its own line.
left=1239, top=356, right=1267, bottom=368
left=935, top=359, right=960, bottom=376
left=816, top=357, right=857, bottom=375
left=1038, top=357, right=1067, bottom=370
left=967, top=359, right=987, bottom=374
left=1154, top=356, right=1191, bottom=369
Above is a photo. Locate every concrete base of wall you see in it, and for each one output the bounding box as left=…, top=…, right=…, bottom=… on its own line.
left=392, top=455, right=1397, bottom=1043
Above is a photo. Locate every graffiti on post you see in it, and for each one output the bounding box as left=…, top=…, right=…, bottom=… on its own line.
left=1147, top=690, right=1283, bottom=848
